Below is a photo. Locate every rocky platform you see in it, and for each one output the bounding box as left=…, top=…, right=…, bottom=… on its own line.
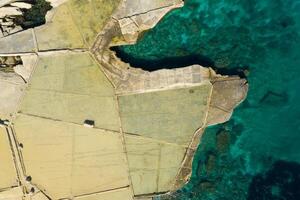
left=0, top=0, right=248, bottom=200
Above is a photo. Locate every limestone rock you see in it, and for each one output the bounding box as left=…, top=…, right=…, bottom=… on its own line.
left=10, top=2, right=32, bottom=9
left=0, top=0, right=20, bottom=8
left=14, top=54, right=38, bottom=81
left=0, top=7, right=22, bottom=17
left=112, top=0, right=184, bottom=45
left=0, top=29, right=36, bottom=53
left=0, top=0, right=53, bottom=38
left=0, top=72, right=25, bottom=120
left=207, top=78, right=248, bottom=125
left=47, top=0, right=69, bottom=8
left=0, top=0, right=248, bottom=200
left=0, top=187, right=23, bottom=200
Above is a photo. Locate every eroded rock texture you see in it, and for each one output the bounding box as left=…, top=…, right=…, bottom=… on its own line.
left=0, top=0, right=248, bottom=200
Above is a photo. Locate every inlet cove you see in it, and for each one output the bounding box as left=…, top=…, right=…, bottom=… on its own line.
left=114, top=0, right=300, bottom=199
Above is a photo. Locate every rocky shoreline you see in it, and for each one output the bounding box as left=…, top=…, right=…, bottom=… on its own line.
left=0, top=1, right=248, bottom=200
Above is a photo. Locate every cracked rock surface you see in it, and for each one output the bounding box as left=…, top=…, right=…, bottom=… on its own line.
left=0, top=0, right=248, bottom=200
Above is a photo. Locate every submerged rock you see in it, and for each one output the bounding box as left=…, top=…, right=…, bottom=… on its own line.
left=247, top=160, right=300, bottom=200
left=216, top=130, right=231, bottom=154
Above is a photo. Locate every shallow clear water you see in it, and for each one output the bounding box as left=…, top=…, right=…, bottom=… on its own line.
left=114, top=0, right=300, bottom=199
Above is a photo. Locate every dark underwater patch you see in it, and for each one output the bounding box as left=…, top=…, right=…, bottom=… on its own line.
left=259, top=91, right=289, bottom=107
left=111, top=46, right=249, bottom=79
left=111, top=46, right=214, bottom=70
left=247, top=160, right=300, bottom=200
left=110, top=0, right=300, bottom=199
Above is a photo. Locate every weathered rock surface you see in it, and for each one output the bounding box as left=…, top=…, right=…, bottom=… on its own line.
left=0, top=71, right=25, bottom=119
left=0, top=186, right=24, bottom=200
left=0, top=0, right=248, bottom=200
left=0, top=0, right=52, bottom=38
left=0, top=54, right=37, bottom=120
left=112, top=0, right=183, bottom=45
left=0, top=2, right=25, bottom=37
left=13, top=54, right=38, bottom=81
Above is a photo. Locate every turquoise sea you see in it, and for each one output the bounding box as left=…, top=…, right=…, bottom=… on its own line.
left=113, top=0, right=300, bottom=199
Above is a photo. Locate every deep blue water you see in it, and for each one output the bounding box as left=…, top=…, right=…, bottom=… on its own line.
left=113, top=0, right=300, bottom=199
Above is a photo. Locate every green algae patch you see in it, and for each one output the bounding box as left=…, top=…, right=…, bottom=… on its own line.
left=19, top=52, right=120, bottom=131
left=118, top=83, right=212, bottom=146
left=67, top=0, right=121, bottom=46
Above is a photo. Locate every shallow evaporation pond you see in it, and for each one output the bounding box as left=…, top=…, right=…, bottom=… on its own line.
left=113, top=0, right=300, bottom=199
